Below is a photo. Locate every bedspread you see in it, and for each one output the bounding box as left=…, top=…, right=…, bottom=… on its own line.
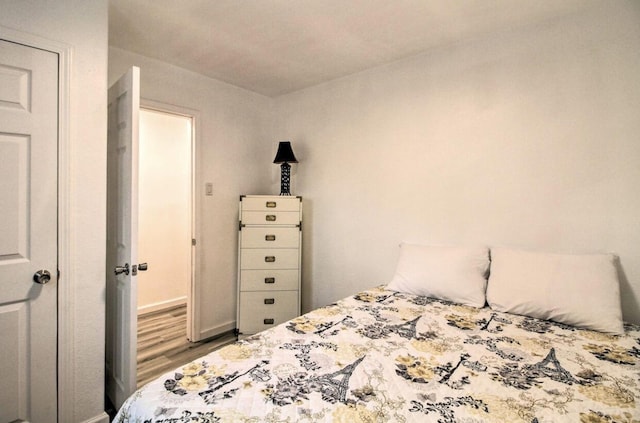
left=115, top=286, right=640, bottom=422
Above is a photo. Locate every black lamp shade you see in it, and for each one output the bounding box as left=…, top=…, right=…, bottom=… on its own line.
left=273, top=141, right=298, bottom=164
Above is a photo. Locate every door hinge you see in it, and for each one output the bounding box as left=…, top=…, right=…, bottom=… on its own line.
left=192, top=239, right=196, bottom=246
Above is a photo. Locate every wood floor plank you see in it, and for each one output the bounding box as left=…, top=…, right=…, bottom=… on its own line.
left=136, top=304, right=237, bottom=388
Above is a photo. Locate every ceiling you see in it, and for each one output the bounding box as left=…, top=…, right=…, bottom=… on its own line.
left=109, top=0, right=594, bottom=97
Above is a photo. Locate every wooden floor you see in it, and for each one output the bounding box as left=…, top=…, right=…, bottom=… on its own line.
left=137, top=304, right=237, bottom=387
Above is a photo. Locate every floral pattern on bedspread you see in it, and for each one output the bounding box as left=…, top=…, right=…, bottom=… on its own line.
left=115, top=287, right=640, bottom=422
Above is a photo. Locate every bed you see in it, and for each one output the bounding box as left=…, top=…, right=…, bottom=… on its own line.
left=114, top=245, right=640, bottom=422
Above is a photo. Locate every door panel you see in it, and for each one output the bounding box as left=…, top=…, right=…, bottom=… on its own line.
left=0, top=133, right=28, bottom=259
left=0, top=39, right=58, bottom=423
left=106, top=66, right=140, bottom=410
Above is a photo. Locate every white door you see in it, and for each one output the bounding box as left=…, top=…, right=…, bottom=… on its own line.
left=0, top=39, right=58, bottom=422
left=106, top=66, right=141, bottom=409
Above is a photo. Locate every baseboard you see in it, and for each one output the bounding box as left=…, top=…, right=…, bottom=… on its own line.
left=82, top=411, right=110, bottom=423
left=197, top=320, right=236, bottom=341
left=137, top=296, right=187, bottom=316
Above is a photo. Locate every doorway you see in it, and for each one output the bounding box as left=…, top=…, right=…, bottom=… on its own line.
left=136, top=106, right=194, bottom=385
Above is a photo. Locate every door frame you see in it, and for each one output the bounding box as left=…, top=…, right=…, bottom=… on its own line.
left=0, top=26, right=75, bottom=422
left=141, top=98, right=202, bottom=341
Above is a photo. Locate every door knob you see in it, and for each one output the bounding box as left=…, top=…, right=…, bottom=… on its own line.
left=114, top=263, right=130, bottom=276
left=33, top=269, right=51, bottom=284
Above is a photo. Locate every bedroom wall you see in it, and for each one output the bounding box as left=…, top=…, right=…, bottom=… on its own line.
left=109, top=47, right=274, bottom=339
left=0, top=0, right=109, bottom=421
left=273, top=3, right=640, bottom=324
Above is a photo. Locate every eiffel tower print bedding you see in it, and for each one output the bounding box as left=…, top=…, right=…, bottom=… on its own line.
left=114, top=286, right=640, bottom=422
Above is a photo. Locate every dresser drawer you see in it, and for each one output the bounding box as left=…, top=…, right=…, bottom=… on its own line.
left=240, top=248, right=299, bottom=270
left=241, top=196, right=300, bottom=212
left=241, top=211, right=300, bottom=226
left=240, top=227, right=299, bottom=249
left=240, top=269, right=299, bottom=291
left=238, top=290, right=299, bottom=334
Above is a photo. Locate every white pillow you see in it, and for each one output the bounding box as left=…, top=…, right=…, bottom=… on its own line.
left=387, top=243, right=489, bottom=308
left=486, top=247, right=624, bottom=334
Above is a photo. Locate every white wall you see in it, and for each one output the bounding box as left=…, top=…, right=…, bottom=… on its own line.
left=109, top=48, right=274, bottom=338
left=138, top=109, right=191, bottom=313
left=273, top=3, right=640, bottom=323
left=0, top=0, right=109, bottom=422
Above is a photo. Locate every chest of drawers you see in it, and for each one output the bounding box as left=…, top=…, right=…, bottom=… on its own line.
left=236, top=195, right=302, bottom=338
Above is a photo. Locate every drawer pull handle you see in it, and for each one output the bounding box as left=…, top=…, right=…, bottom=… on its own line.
left=265, top=234, right=276, bottom=241
left=264, top=298, right=275, bottom=305
left=266, top=201, right=276, bottom=208
left=265, top=256, right=276, bottom=263
left=264, top=318, right=275, bottom=325
left=266, top=215, right=276, bottom=222
left=264, top=277, right=275, bottom=284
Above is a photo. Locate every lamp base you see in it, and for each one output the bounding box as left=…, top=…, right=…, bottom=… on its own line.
left=279, top=162, right=292, bottom=195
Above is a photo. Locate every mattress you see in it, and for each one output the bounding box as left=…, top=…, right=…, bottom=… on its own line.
left=114, top=286, right=640, bottom=422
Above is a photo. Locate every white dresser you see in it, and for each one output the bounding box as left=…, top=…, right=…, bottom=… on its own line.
left=236, top=195, right=302, bottom=338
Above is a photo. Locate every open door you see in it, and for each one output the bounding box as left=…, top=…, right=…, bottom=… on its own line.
left=106, top=66, right=141, bottom=409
